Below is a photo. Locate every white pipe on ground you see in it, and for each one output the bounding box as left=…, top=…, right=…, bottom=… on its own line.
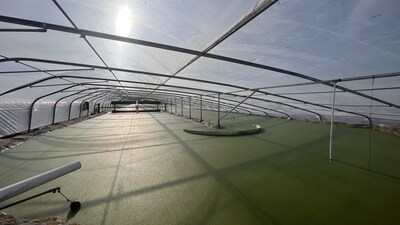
left=0, top=161, right=81, bottom=203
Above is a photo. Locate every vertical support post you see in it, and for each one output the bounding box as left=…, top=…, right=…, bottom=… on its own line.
left=329, top=82, right=337, bottom=162
left=28, top=107, right=34, bottom=132
left=217, top=93, right=221, bottom=128
left=174, top=98, right=177, bottom=114
left=200, top=95, right=203, bottom=122
left=189, top=96, right=191, bottom=119
left=136, top=100, right=139, bottom=113
left=52, top=103, right=57, bottom=125
left=181, top=97, right=183, bottom=116
left=113, top=103, right=116, bottom=112
left=219, top=90, right=257, bottom=121
left=68, top=102, right=72, bottom=121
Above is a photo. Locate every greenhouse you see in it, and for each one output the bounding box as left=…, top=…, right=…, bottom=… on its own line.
left=0, top=0, right=399, bottom=224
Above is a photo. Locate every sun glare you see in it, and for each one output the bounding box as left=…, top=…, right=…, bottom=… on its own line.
left=115, top=7, right=132, bottom=36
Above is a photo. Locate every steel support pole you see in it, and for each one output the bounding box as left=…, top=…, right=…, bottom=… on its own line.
left=217, top=93, right=221, bottom=127
left=101, top=101, right=105, bottom=112
left=175, top=98, right=177, bottom=114
left=28, top=85, right=78, bottom=132
left=79, top=93, right=107, bottom=118
left=220, top=90, right=257, bottom=121
left=79, top=104, right=82, bottom=118
left=68, top=103, right=73, bottom=120
left=52, top=103, right=59, bottom=125
left=189, top=96, right=191, bottom=119
left=181, top=97, right=183, bottom=116
left=93, top=95, right=112, bottom=114
left=89, top=94, right=111, bottom=114
left=200, top=95, right=203, bottom=121
left=329, top=82, right=337, bottom=162
left=54, top=89, right=106, bottom=124
left=68, top=95, right=93, bottom=121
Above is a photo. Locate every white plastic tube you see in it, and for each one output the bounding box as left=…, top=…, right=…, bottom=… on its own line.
left=0, top=161, right=81, bottom=203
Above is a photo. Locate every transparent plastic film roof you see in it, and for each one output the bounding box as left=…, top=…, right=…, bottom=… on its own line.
left=0, top=0, right=399, bottom=137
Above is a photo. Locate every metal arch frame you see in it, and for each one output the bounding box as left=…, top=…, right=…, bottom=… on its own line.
left=101, top=97, right=118, bottom=112
left=165, top=96, right=248, bottom=118
left=0, top=57, right=259, bottom=95
left=28, top=84, right=79, bottom=132
left=84, top=94, right=111, bottom=116
left=68, top=91, right=112, bottom=120
left=0, top=27, right=47, bottom=32
left=0, top=71, right=321, bottom=118
left=79, top=93, right=112, bottom=117
left=86, top=83, right=310, bottom=119
left=219, top=90, right=257, bottom=121
left=177, top=97, right=238, bottom=116
left=93, top=96, right=109, bottom=114
left=90, top=93, right=119, bottom=106
left=101, top=99, right=111, bottom=112
left=102, top=98, right=117, bottom=112
left=224, top=72, right=400, bottom=96
left=0, top=68, right=94, bottom=74
left=82, top=93, right=106, bottom=117
left=0, top=54, right=92, bottom=91
left=93, top=95, right=116, bottom=114
left=51, top=87, right=121, bottom=125
left=93, top=95, right=119, bottom=112
left=146, top=0, right=279, bottom=96
left=52, top=89, right=89, bottom=125
left=83, top=84, right=286, bottom=117
left=150, top=93, right=262, bottom=116
left=31, top=81, right=109, bottom=88
left=1, top=56, right=398, bottom=110
left=51, top=0, right=129, bottom=96
left=177, top=96, right=257, bottom=117
left=0, top=59, right=394, bottom=122
left=0, top=59, right=390, bottom=123
left=76, top=85, right=296, bottom=118
left=0, top=15, right=398, bottom=111
left=170, top=94, right=270, bottom=117
left=0, top=66, right=372, bottom=123
left=203, top=100, right=252, bottom=115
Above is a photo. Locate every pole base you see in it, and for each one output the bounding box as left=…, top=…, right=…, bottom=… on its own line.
left=70, top=201, right=81, bottom=211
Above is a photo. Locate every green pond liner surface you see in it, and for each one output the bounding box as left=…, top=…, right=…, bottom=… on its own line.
left=1, top=112, right=399, bottom=225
